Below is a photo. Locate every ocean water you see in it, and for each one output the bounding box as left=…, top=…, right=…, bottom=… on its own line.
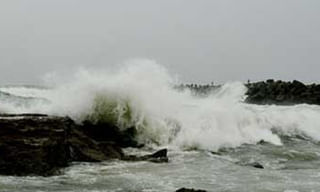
left=1, top=60, right=320, bottom=192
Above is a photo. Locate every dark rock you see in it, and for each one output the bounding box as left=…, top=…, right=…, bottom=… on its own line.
left=248, top=162, right=264, bottom=169
left=236, top=161, right=264, bottom=169
left=0, top=114, right=124, bottom=176
left=80, top=121, right=140, bottom=148
left=177, top=81, right=320, bottom=105
left=211, top=151, right=222, bottom=155
left=176, top=188, right=207, bottom=192
left=0, top=114, right=171, bottom=176
left=257, top=140, right=268, bottom=145
left=146, top=148, right=169, bottom=163
left=0, top=115, right=71, bottom=176
left=266, top=79, right=274, bottom=83
left=97, top=141, right=124, bottom=159
left=122, top=148, right=169, bottom=163
left=245, top=80, right=320, bottom=105
left=149, top=148, right=167, bottom=158
left=68, top=128, right=114, bottom=162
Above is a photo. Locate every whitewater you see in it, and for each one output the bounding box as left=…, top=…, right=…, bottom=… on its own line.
left=1, top=60, right=320, bottom=192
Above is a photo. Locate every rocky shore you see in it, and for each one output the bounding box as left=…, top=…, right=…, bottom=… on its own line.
left=0, top=114, right=167, bottom=176
left=245, top=80, right=320, bottom=105
left=181, top=80, right=320, bottom=105
left=1, top=80, right=319, bottom=178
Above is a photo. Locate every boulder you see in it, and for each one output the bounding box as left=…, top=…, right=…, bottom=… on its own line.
left=245, top=80, right=320, bottom=105
left=67, top=128, right=123, bottom=162
left=80, top=120, right=140, bottom=148
left=176, top=188, right=207, bottom=192
left=247, top=162, right=264, bottom=169
left=0, top=115, right=71, bottom=176
left=122, top=148, right=169, bottom=163
left=0, top=114, right=124, bottom=176
left=0, top=113, right=170, bottom=176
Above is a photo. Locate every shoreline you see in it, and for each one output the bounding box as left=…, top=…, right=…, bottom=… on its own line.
left=179, top=79, right=320, bottom=105
left=0, top=114, right=167, bottom=177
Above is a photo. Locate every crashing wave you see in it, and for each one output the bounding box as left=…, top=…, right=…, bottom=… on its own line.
left=1, top=59, right=320, bottom=151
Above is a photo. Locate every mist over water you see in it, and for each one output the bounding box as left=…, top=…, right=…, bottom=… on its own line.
left=1, top=59, right=320, bottom=152
left=2, top=60, right=320, bottom=191
left=1, top=0, right=320, bottom=190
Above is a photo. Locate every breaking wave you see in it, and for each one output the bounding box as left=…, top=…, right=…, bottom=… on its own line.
left=1, top=59, right=320, bottom=151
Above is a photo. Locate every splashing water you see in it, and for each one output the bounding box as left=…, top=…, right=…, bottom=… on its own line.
left=1, top=59, right=320, bottom=151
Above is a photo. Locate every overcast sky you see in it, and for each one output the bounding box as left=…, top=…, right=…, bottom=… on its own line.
left=0, top=0, right=320, bottom=85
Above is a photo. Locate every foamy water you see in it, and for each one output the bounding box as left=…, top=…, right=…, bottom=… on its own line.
left=1, top=60, right=320, bottom=152
left=1, top=60, right=320, bottom=191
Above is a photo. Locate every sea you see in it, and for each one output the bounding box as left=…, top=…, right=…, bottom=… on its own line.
left=0, top=60, right=320, bottom=192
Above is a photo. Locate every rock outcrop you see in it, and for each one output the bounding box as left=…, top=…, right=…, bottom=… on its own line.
left=0, top=114, right=73, bottom=176
left=122, top=148, right=169, bottom=163
left=80, top=120, right=140, bottom=148
left=176, top=188, right=207, bottom=192
left=246, top=80, right=320, bottom=105
left=0, top=114, right=168, bottom=176
left=179, top=80, right=320, bottom=105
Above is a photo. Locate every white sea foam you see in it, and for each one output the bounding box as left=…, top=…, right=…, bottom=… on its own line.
left=1, top=59, right=320, bottom=151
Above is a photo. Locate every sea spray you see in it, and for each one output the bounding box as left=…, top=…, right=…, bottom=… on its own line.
left=1, top=59, right=320, bottom=151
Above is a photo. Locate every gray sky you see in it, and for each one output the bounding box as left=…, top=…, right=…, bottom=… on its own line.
left=0, top=0, right=320, bottom=85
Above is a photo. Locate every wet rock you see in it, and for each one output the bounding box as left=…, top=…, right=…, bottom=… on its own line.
left=248, top=162, right=264, bottom=169
left=148, top=148, right=167, bottom=158
left=97, top=141, right=124, bottom=159
left=0, top=114, right=124, bottom=176
left=145, top=148, right=169, bottom=163
left=236, top=160, right=264, bottom=169
left=211, top=151, right=222, bottom=155
left=122, top=148, right=169, bottom=163
left=67, top=129, right=123, bottom=162
left=80, top=121, right=140, bottom=148
left=176, top=188, right=207, bottom=192
left=0, top=113, right=170, bottom=176
left=245, top=80, right=320, bottom=105
left=257, top=140, right=268, bottom=145
left=0, top=115, right=71, bottom=176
